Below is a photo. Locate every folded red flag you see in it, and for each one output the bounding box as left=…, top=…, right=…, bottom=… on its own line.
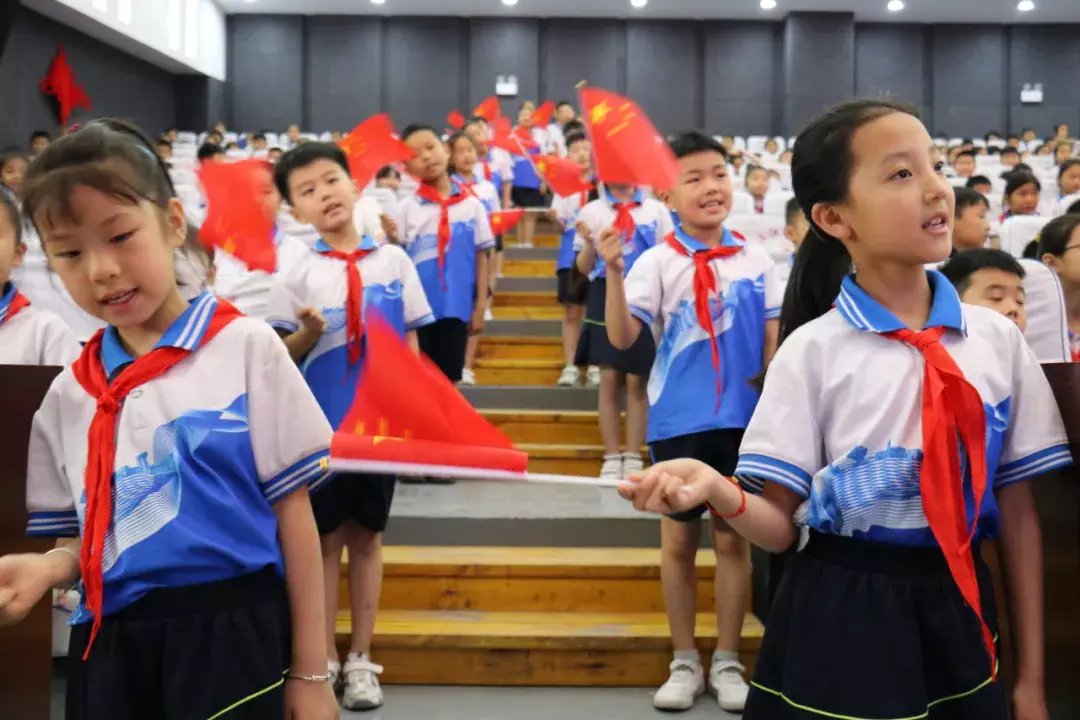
left=340, top=114, right=415, bottom=188
left=580, top=87, right=679, bottom=191
left=472, top=96, right=501, bottom=122
left=488, top=209, right=525, bottom=235
left=489, top=117, right=515, bottom=152
left=331, top=314, right=529, bottom=478
left=39, top=45, right=92, bottom=127
left=532, top=100, right=555, bottom=127
left=534, top=155, right=592, bottom=197
left=447, top=110, right=466, bottom=130
left=197, top=159, right=277, bottom=273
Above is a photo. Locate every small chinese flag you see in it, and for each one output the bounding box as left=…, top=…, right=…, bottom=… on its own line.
left=580, top=86, right=679, bottom=191
left=447, top=110, right=466, bottom=130
left=532, top=100, right=556, bottom=127
left=489, top=117, right=515, bottom=152
left=534, top=155, right=592, bottom=197
left=472, top=96, right=501, bottom=122
left=489, top=209, right=525, bottom=235
left=511, top=126, right=539, bottom=155
left=331, top=314, right=529, bottom=478
left=39, top=45, right=92, bottom=127
left=340, top=114, right=415, bottom=188
left=197, top=159, right=276, bottom=273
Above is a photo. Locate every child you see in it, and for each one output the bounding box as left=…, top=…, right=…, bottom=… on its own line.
left=1, top=120, right=338, bottom=719
left=197, top=142, right=225, bottom=165
left=267, top=141, right=434, bottom=711
left=268, top=147, right=284, bottom=163
left=375, top=165, right=402, bottom=193
left=952, top=150, right=976, bottom=178
left=447, top=131, right=500, bottom=386
left=953, top=186, right=991, bottom=252
left=251, top=133, right=269, bottom=152
left=602, top=131, right=781, bottom=712
left=549, top=132, right=599, bottom=387
left=966, top=174, right=993, bottom=196
left=1056, top=157, right=1080, bottom=203
left=1, top=151, right=29, bottom=198
left=283, top=123, right=302, bottom=149
left=778, top=149, right=793, bottom=166
left=745, top=165, right=770, bottom=214
left=0, top=191, right=80, bottom=365
left=1054, top=141, right=1074, bottom=167
left=389, top=124, right=492, bottom=385
left=29, top=130, right=52, bottom=157
left=762, top=138, right=781, bottom=162
left=775, top=196, right=810, bottom=288
left=574, top=184, right=674, bottom=482
left=465, top=116, right=514, bottom=282
left=1001, top=171, right=1041, bottom=221
left=509, top=101, right=551, bottom=248
left=1038, top=213, right=1080, bottom=361
left=619, top=99, right=1066, bottom=720
left=940, top=249, right=1027, bottom=332
left=1000, top=146, right=1021, bottom=169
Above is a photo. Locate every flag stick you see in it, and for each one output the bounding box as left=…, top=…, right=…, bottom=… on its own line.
left=329, top=457, right=622, bottom=488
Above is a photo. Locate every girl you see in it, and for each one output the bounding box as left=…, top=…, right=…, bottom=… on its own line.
left=1001, top=171, right=1041, bottom=221
left=620, top=100, right=1065, bottom=720
left=1038, top=214, right=1080, bottom=362
left=375, top=164, right=402, bottom=193
left=1, top=151, right=29, bottom=199
left=0, top=121, right=338, bottom=720
left=1056, top=158, right=1080, bottom=202
left=509, top=100, right=551, bottom=248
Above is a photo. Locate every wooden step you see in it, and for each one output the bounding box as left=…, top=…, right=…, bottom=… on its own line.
left=493, top=291, right=560, bottom=308
left=336, top=610, right=763, bottom=686
left=477, top=336, right=564, bottom=361
left=505, top=232, right=560, bottom=249
left=482, top=409, right=618, bottom=445
left=491, top=305, right=564, bottom=320
left=502, top=259, right=555, bottom=278
left=473, top=358, right=564, bottom=386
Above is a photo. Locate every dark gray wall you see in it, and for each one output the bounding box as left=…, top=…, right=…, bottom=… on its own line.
left=783, top=12, right=855, bottom=133
left=228, top=14, right=304, bottom=132
left=469, top=18, right=539, bottom=117
left=855, top=24, right=932, bottom=121
left=541, top=19, right=625, bottom=111
left=626, top=21, right=701, bottom=135
left=931, top=25, right=1008, bottom=137
left=703, top=22, right=780, bottom=136
left=304, top=16, right=384, bottom=132
left=1008, top=25, right=1080, bottom=138
left=0, top=6, right=176, bottom=147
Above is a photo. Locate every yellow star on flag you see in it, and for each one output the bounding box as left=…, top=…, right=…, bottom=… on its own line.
left=590, top=100, right=612, bottom=126
left=223, top=235, right=237, bottom=254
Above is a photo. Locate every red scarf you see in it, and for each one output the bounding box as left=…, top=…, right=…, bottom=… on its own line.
left=665, top=233, right=741, bottom=403
left=416, top=183, right=468, bottom=283
left=70, top=298, right=241, bottom=659
left=1, top=287, right=31, bottom=326
left=612, top=201, right=641, bottom=245
left=482, top=161, right=492, bottom=182
left=884, top=326, right=996, bottom=677
left=318, top=245, right=377, bottom=365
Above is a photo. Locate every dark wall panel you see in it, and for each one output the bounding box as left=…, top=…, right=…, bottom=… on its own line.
left=0, top=6, right=175, bottom=145
left=855, top=24, right=930, bottom=121
left=541, top=19, right=623, bottom=107
left=229, top=15, right=304, bottom=133
left=468, top=19, right=539, bottom=116
left=305, top=16, right=383, bottom=132
left=783, top=12, right=855, bottom=133
left=931, top=25, right=1006, bottom=137
left=385, top=18, right=466, bottom=128
left=626, top=21, right=700, bottom=133
left=703, top=22, right=778, bottom=136
left=1007, top=25, right=1080, bottom=139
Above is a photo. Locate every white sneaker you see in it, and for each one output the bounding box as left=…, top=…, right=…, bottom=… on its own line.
left=709, top=658, right=749, bottom=712
left=484, top=307, right=494, bottom=321
left=326, top=658, right=342, bottom=691
left=622, top=452, right=644, bottom=481
left=557, top=365, right=580, bottom=387
left=600, top=454, right=623, bottom=483
left=653, top=658, right=705, bottom=710
left=586, top=365, right=601, bottom=388
left=342, top=653, right=385, bottom=711
left=459, top=368, right=476, bottom=386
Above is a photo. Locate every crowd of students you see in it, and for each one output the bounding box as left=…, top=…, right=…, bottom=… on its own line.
left=0, top=102, right=1077, bottom=720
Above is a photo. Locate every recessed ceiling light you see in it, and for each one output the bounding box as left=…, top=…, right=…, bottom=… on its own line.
left=370, top=0, right=385, bottom=4
left=1017, top=0, right=1035, bottom=10
left=502, top=0, right=518, bottom=6
left=887, top=0, right=904, bottom=11
left=760, top=0, right=777, bottom=9
left=630, top=0, right=647, bottom=7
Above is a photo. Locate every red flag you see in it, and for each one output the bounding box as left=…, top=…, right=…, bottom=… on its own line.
left=489, top=117, right=515, bottom=152
left=447, top=110, right=466, bottom=130
left=330, top=314, right=528, bottom=478
left=532, top=100, right=556, bottom=127
left=472, top=96, right=501, bottom=122
left=580, top=87, right=679, bottom=191
left=39, top=45, right=92, bottom=127
left=511, top=126, right=539, bottom=154
left=488, top=209, right=525, bottom=235
left=340, top=114, right=416, bottom=188
left=534, top=154, right=592, bottom=196
left=197, top=159, right=276, bottom=273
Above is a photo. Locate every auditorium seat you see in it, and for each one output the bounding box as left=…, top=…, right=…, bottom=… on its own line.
left=763, top=191, right=794, bottom=217
left=730, top=191, right=751, bottom=214
left=724, top=212, right=785, bottom=247
left=998, top=215, right=1051, bottom=258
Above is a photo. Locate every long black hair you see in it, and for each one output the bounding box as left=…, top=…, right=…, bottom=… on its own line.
left=778, top=99, right=919, bottom=345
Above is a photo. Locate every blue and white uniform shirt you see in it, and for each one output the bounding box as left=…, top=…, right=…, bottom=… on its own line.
left=25, top=293, right=334, bottom=621
left=624, top=226, right=782, bottom=443
left=735, top=270, right=1072, bottom=546
left=572, top=189, right=674, bottom=280
left=551, top=189, right=592, bottom=272
left=394, top=187, right=495, bottom=323
left=0, top=283, right=80, bottom=366
left=510, top=126, right=552, bottom=190
left=474, top=148, right=513, bottom=199
left=454, top=174, right=501, bottom=215
left=266, top=237, right=434, bottom=429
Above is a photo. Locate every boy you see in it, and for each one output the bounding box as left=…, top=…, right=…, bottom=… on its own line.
left=1057, top=157, right=1080, bottom=204
left=744, top=165, right=770, bottom=213
left=388, top=124, right=493, bottom=384
left=251, top=133, right=269, bottom=152
left=155, top=137, right=173, bottom=161
left=952, top=187, right=991, bottom=253
left=284, top=123, right=302, bottom=149
left=465, top=116, right=513, bottom=278
left=940, top=249, right=1027, bottom=332
left=602, top=131, right=781, bottom=713
left=966, top=174, right=993, bottom=196
left=268, top=147, right=284, bottom=163
left=197, top=142, right=224, bottom=165
left=772, top=196, right=809, bottom=289
left=29, top=130, right=51, bottom=157
left=267, top=142, right=434, bottom=712
left=952, top=150, right=976, bottom=178
left=1000, top=146, right=1021, bottom=169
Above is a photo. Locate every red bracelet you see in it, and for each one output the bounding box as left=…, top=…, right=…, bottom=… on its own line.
left=706, top=476, right=747, bottom=520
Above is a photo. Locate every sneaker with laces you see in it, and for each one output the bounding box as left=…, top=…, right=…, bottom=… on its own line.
left=459, top=368, right=476, bottom=386
left=653, top=659, right=705, bottom=710
left=342, top=653, right=385, bottom=711
left=621, top=452, right=644, bottom=481
left=708, top=658, right=749, bottom=712
left=599, top=454, right=623, bottom=483
left=586, top=365, right=601, bottom=388
left=327, top=659, right=342, bottom=692
left=557, top=365, right=580, bottom=387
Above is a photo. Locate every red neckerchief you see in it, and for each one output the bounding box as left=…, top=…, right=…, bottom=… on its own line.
left=0, top=287, right=31, bottom=327
left=482, top=160, right=493, bottom=182
left=883, top=325, right=995, bottom=678
left=70, top=299, right=241, bottom=659
left=612, top=200, right=641, bottom=244
left=317, top=244, right=377, bottom=365
left=416, top=183, right=469, bottom=285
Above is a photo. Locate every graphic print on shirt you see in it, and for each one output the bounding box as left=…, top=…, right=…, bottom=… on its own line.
left=407, top=222, right=481, bottom=322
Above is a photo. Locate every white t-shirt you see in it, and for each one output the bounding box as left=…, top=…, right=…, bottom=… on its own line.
left=572, top=188, right=674, bottom=279
left=0, top=290, right=80, bottom=366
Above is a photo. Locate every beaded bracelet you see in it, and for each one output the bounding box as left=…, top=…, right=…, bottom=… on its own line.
left=705, top=475, right=747, bottom=520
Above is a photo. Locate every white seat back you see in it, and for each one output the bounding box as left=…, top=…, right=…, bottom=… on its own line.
left=730, top=191, right=751, bottom=214
left=763, top=191, right=794, bottom=217
left=724, top=213, right=785, bottom=247
left=998, top=215, right=1051, bottom=258
left=746, top=136, right=767, bottom=155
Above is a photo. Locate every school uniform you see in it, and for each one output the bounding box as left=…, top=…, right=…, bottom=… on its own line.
left=572, top=188, right=674, bottom=374
left=510, top=126, right=551, bottom=209
left=734, top=270, right=1071, bottom=720
left=394, top=183, right=495, bottom=381
left=456, top=173, right=502, bottom=258
left=624, top=226, right=781, bottom=519
left=266, top=237, right=433, bottom=534
left=550, top=187, right=596, bottom=306
left=26, top=292, right=333, bottom=720
left=474, top=148, right=513, bottom=203
left=211, top=225, right=287, bottom=321
left=0, top=282, right=81, bottom=365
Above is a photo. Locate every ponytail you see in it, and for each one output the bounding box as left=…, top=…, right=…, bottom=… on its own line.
left=778, top=225, right=852, bottom=344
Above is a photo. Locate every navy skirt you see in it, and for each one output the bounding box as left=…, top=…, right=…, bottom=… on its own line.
left=574, top=277, right=654, bottom=375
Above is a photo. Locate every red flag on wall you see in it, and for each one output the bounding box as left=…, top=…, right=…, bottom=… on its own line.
left=534, top=155, right=592, bottom=196
left=447, top=110, right=467, bottom=130
left=472, top=96, right=501, bottom=122
left=197, top=160, right=277, bottom=273
left=532, top=100, right=556, bottom=127
left=488, top=209, right=525, bottom=235
left=39, top=45, right=92, bottom=127
left=579, top=87, right=679, bottom=191
left=340, top=114, right=415, bottom=188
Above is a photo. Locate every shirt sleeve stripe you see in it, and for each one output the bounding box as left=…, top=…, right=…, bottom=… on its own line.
left=765, top=306, right=781, bottom=320
left=734, top=454, right=812, bottom=498
left=263, top=449, right=330, bottom=504
left=268, top=319, right=299, bottom=333
left=406, top=314, right=436, bottom=331
left=629, top=306, right=654, bottom=327
left=27, top=511, right=80, bottom=537
left=995, top=444, right=1072, bottom=486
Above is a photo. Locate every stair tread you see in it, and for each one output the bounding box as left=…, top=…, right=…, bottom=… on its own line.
left=378, top=545, right=716, bottom=573
left=517, top=442, right=641, bottom=457
left=478, top=336, right=562, bottom=346
left=482, top=409, right=600, bottom=421
left=475, top=358, right=564, bottom=369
